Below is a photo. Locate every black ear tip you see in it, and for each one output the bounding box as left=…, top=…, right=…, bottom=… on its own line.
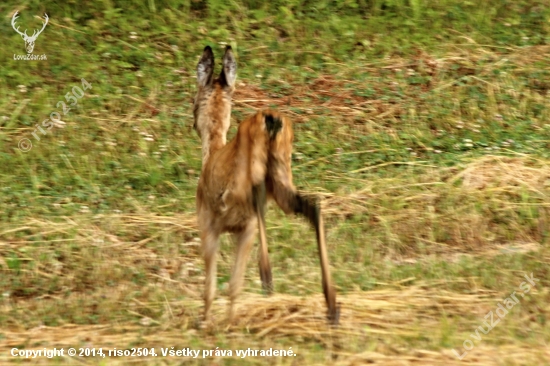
left=203, top=45, right=213, bottom=52
left=225, top=45, right=232, bottom=51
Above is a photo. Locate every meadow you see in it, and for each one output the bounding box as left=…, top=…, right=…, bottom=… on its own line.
left=0, top=0, right=549, bottom=364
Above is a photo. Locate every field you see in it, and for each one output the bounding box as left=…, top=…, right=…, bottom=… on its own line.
left=1, top=0, right=550, bottom=364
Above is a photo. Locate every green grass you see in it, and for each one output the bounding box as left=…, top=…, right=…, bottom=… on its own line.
left=1, top=0, right=550, bottom=364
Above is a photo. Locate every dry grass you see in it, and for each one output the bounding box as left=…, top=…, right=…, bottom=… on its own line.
left=2, top=286, right=548, bottom=365
left=319, top=155, right=550, bottom=254
left=1, top=155, right=549, bottom=365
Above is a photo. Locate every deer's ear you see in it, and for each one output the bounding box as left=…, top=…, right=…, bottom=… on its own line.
left=220, top=46, right=237, bottom=88
left=197, top=46, right=214, bottom=88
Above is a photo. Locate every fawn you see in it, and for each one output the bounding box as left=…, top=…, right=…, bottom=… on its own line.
left=193, top=45, right=339, bottom=325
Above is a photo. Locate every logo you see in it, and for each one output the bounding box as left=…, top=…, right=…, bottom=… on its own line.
left=11, top=11, right=48, bottom=60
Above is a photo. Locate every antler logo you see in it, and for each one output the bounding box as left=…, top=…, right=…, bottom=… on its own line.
left=11, top=11, right=49, bottom=54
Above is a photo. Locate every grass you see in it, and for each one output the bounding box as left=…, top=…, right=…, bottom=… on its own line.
left=1, top=0, right=550, bottom=364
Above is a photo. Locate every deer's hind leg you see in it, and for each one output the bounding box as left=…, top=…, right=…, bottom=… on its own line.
left=228, top=218, right=257, bottom=322
left=267, top=172, right=340, bottom=325
left=253, top=183, right=273, bottom=294
left=201, top=229, right=220, bottom=323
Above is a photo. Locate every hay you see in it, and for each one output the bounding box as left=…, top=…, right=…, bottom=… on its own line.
left=450, top=155, right=550, bottom=192
left=1, top=287, right=547, bottom=365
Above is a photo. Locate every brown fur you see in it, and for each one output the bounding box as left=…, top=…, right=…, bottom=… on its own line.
left=193, top=46, right=339, bottom=325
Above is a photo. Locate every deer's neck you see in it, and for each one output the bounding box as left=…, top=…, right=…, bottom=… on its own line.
left=201, top=123, right=228, bottom=165
left=199, top=87, right=232, bottom=165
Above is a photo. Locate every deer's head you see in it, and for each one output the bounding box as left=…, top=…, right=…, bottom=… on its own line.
left=11, top=11, right=49, bottom=54
left=192, top=46, right=237, bottom=161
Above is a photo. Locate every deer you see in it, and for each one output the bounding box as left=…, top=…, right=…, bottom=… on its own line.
left=11, top=11, right=49, bottom=54
left=192, top=45, right=340, bottom=326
